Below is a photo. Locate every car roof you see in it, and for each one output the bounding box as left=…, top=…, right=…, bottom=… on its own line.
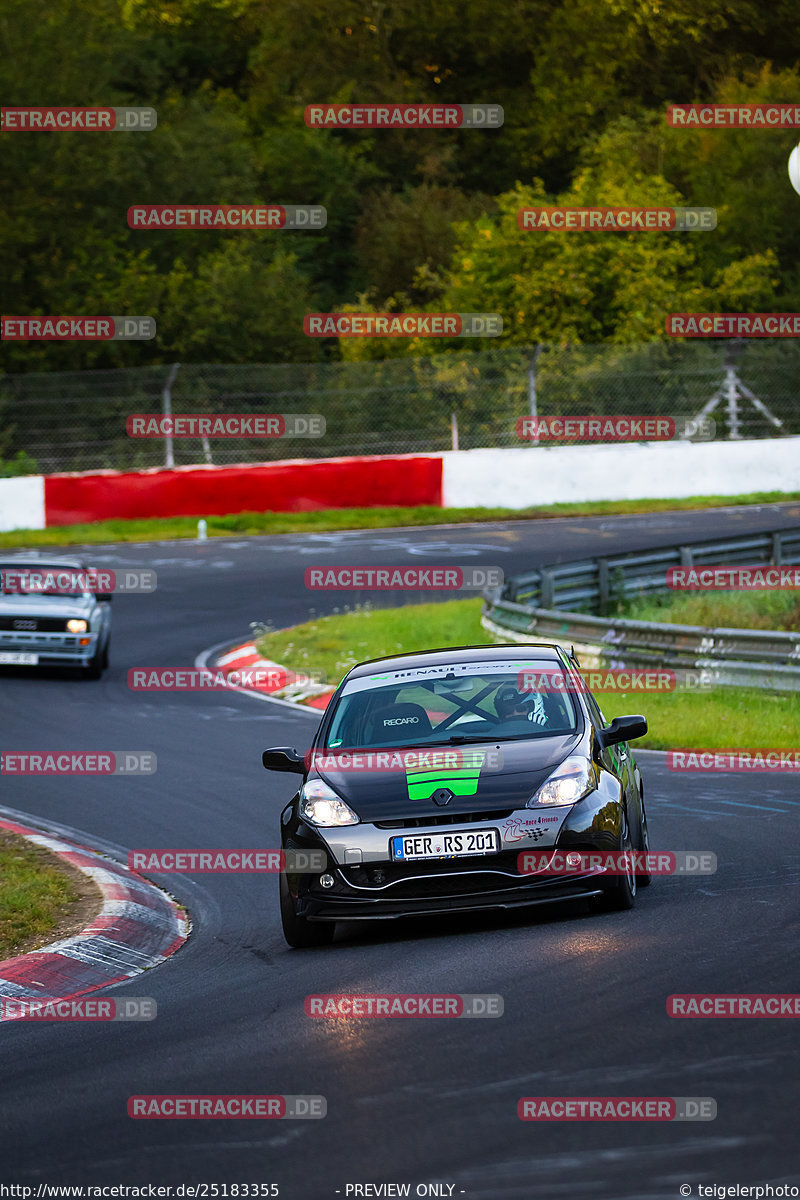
left=347, top=642, right=567, bottom=679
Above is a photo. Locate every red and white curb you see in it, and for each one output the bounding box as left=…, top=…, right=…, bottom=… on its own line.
left=215, top=642, right=335, bottom=711
left=0, top=816, right=189, bottom=1008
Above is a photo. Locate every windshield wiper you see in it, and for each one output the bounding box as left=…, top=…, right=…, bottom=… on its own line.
left=446, top=734, right=502, bottom=744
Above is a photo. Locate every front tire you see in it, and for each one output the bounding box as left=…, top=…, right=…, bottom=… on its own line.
left=635, top=795, right=651, bottom=888
left=82, top=640, right=105, bottom=680
left=597, top=809, right=637, bottom=911
left=279, top=873, right=335, bottom=948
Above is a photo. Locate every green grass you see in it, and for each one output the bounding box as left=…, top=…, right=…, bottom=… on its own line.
left=257, top=597, right=484, bottom=681
left=619, top=589, right=800, bottom=632
left=0, top=830, right=81, bottom=959
left=255, top=597, right=800, bottom=750
left=2, top=488, right=799, bottom=547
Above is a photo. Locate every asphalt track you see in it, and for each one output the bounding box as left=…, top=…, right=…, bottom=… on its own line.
left=1, top=503, right=799, bottom=1199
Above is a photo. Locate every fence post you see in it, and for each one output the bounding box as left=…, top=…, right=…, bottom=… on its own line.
left=528, top=344, right=542, bottom=416
left=527, top=344, right=542, bottom=446
left=162, top=362, right=180, bottom=469
left=451, top=411, right=459, bottom=451
left=597, top=558, right=610, bottom=615
left=540, top=568, right=554, bottom=609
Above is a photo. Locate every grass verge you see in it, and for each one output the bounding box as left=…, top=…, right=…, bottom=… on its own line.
left=255, top=597, right=800, bottom=750
left=619, top=589, right=800, bottom=632
left=1, top=489, right=799, bottom=547
left=0, top=828, right=96, bottom=959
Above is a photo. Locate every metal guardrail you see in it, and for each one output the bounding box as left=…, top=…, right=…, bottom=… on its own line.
left=481, top=527, right=800, bottom=691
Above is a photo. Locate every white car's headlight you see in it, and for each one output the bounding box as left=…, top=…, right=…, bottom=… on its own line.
left=299, top=779, right=359, bottom=827
left=527, top=755, right=596, bottom=807
left=66, top=619, right=88, bottom=633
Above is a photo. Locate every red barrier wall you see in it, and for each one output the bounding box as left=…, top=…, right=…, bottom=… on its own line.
left=43, top=455, right=443, bottom=526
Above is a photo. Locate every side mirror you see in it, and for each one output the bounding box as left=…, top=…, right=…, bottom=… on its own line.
left=600, top=715, right=647, bottom=748
left=262, top=746, right=306, bottom=774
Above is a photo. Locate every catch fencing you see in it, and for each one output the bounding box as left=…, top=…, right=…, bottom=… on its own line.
left=1, top=340, right=798, bottom=474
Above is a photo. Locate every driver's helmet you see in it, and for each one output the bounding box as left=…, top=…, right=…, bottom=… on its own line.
left=495, top=682, right=534, bottom=720
left=495, top=682, right=548, bottom=725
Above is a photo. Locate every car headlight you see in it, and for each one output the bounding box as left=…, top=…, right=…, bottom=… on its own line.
left=527, top=755, right=596, bottom=807
left=66, top=619, right=88, bottom=633
left=299, top=779, right=359, bottom=827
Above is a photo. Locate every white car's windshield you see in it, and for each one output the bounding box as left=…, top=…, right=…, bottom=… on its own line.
left=0, top=565, right=90, bottom=600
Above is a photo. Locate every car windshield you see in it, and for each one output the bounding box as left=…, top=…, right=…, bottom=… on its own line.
left=0, top=564, right=89, bottom=599
left=325, top=659, right=579, bottom=750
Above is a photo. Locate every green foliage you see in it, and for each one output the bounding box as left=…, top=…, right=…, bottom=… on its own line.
left=0, top=451, right=39, bottom=478
left=4, top=0, right=800, bottom=369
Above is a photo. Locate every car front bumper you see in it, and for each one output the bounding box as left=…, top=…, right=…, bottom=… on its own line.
left=283, top=785, right=626, bottom=922
left=0, top=630, right=100, bottom=667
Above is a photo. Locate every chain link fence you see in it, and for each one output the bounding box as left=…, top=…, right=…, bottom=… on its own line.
left=1, top=341, right=797, bottom=474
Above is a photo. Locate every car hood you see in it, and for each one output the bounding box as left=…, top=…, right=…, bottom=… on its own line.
left=311, top=732, right=585, bottom=821
left=0, top=594, right=93, bottom=618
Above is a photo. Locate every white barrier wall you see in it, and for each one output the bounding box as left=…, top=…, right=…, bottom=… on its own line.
left=0, top=475, right=45, bottom=532
left=441, top=437, right=800, bottom=508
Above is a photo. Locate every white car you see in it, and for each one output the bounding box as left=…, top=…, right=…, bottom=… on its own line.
left=0, top=554, right=112, bottom=679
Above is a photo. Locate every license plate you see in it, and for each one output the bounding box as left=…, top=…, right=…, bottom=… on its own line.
left=0, top=652, right=39, bottom=665
left=392, top=828, right=499, bottom=861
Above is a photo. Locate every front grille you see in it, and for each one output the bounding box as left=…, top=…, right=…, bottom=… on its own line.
left=342, top=850, right=526, bottom=891
left=0, top=617, right=70, bottom=632
left=374, top=809, right=514, bottom=829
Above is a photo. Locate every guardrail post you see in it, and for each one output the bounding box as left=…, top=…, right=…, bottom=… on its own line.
left=680, top=546, right=694, bottom=567
left=540, top=569, right=554, bottom=609
left=597, top=558, right=609, bottom=616
left=772, top=532, right=783, bottom=565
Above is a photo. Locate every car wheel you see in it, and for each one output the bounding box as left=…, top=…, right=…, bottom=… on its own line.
left=82, top=641, right=105, bottom=680
left=636, top=796, right=652, bottom=888
left=279, top=872, right=335, bottom=948
left=102, top=638, right=110, bottom=670
left=597, top=809, right=637, bottom=911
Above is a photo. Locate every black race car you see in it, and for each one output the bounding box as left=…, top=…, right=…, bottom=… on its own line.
left=263, top=643, right=650, bottom=947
